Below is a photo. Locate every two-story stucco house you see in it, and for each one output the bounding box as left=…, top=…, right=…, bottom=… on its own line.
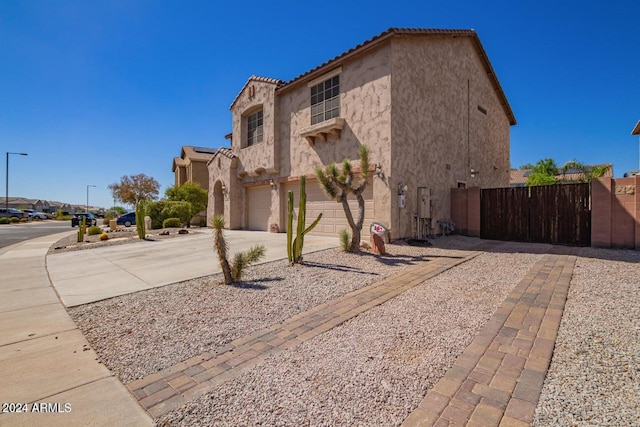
left=207, top=28, right=516, bottom=240
left=172, top=146, right=218, bottom=191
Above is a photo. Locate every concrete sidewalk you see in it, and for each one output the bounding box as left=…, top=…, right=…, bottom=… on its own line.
left=47, top=229, right=339, bottom=307
left=0, top=232, right=153, bottom=426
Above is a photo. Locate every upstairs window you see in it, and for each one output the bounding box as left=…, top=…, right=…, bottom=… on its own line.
left=310, top=75, right=340, bottom=125
left=246, top=109, right=263, bottom=147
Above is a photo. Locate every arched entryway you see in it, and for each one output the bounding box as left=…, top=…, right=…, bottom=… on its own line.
left=213, top=180, right=224, bottom=218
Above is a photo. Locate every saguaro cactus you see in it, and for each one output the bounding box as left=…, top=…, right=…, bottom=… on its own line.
left=287, top=175, right=322, bottom=264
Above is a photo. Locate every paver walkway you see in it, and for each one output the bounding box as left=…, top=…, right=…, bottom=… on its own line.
left=402, top=248, right=578, bottom=427
left=127, top=249, right=483, bottom=418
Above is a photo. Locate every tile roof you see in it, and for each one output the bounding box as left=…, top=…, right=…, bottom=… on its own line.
left=206, top=147, right=237, bottom=166
left=632, top=120, right=640, bottom=135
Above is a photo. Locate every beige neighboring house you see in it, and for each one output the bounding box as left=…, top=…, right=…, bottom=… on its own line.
left=172, top=146, right=217, bottom=191
left=207, top=28, right=516, bottom=240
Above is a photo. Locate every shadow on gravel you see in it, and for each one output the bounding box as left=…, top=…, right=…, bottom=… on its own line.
left=302, top=261, right=379, bottom=275
left=230, top=277, right=285, bottom=290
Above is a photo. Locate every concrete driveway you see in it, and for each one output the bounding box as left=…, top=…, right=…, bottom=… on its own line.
left=47, top=230, right=339, bottom=307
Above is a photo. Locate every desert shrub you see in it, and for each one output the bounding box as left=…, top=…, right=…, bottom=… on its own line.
left=88, top=225, right=102, bottom=236
left=147, top=200, right=191, bottom=229
left=99, top=233, right=109, bottom=241
left=0, top=218, right=9, bottom=224
left=162, top=217, right=181, bottom=228
left=339, top=229, right=350, bottom=252
left=20, top=217, right=28, bottom=223
left=10, top=217, right=20, bottom=223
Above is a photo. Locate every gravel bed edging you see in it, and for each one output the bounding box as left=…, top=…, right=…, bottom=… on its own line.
left=533, top=248, right=640, bottom=426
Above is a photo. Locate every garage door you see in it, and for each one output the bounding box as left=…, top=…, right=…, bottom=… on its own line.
left=282, top=178, right=374, bottom=237
left=246, top=185, right=271, bottom=231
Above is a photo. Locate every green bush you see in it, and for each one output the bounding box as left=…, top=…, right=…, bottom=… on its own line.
left=147, top=200, right=191, bottom=229
left=0, top=217, right=9, bottom=224
left=162, top=217, right=181, bottom=228
left=10, top=217, right=20, bottom=223
left=87, top=225, right=102, bottom=236
left=20, top=217, right=28, bottom=223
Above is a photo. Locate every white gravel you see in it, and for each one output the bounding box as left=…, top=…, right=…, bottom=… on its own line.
left=533, top=247, right=640, bottom=427
left=68, top=236, right=479, bottom=384
left=157, top=242, right=544, bottom=426
left=67, top=236, right=640, bottom=426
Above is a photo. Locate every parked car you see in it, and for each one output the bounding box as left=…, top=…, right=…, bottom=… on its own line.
left=116, top=212, right=136, bottom=227
left=0, top=208, right=28, bottom=219
left=22, top=209, right=48, bottom=220
left=71, top=212, right=97, bottom=227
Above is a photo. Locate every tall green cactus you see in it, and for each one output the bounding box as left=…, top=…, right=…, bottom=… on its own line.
left=287, top=175, right=322, bottom=264
left=77, top=215, right=86, bottom=242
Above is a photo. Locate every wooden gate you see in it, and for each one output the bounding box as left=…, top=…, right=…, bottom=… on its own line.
left=480, top=183, right=591, bottom=246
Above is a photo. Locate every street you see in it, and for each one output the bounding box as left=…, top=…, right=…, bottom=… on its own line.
left=0, top=221, right=72, bottom=249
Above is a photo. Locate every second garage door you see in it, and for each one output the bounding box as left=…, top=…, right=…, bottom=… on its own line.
left=282, top=178, right=374, bottom=237
left=246, top=185, right=271, bottom=231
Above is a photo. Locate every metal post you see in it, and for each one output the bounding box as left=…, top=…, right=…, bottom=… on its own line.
left=5, top=152, right=28, bottom=214
left=86, top=185, right=96, bottom=213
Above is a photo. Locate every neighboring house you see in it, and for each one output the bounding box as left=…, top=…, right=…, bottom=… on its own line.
left=5, top=197, right=36, bottom=210
left=207, top=28, right=516, bottom=240
left=510, top=164, right=613, bottom=187
left=172, top=146, right=217, bottom=191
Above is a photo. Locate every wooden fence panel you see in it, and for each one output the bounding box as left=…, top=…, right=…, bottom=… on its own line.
left=480, top=183, right=591, bottom=246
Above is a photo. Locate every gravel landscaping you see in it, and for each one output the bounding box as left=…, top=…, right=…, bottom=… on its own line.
left=63, top=234, right=640, bottom=426
left=47, top=226, right=200, bottom=255
left=533, top=248, right=640, bottom=427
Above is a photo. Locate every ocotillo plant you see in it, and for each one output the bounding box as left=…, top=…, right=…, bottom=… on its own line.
left=287, top=175, right=322, bottom=264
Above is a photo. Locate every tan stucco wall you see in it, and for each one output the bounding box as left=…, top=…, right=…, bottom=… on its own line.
left=207, top=156, right=243, bottom=229
left=276, top=43, right=393, bottom=229
left=389, top=36, right=511, bottom=238
left=189, top=161, right=210, bottom=191
left=231, top=80, right=278, bottom=177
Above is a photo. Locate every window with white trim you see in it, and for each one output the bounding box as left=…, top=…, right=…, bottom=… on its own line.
left=310, top=75, right=340, bottom=125
left=246, top=109, right=263, bottom=147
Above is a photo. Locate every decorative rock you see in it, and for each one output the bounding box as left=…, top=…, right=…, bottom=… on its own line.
left=159, top=230, right=170, bottom=236
left=269, top=223, right=280, bottom=233
left=178, top=229, right=189, bottom=235
left=370, top=233, right=386, bottom=255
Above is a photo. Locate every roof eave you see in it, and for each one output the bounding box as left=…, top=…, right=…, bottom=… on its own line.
left=632, top=120, right=640, bottom=135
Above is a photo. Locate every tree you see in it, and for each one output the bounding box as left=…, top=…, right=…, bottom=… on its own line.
left=315, top=145, right=369, bottom=252
left=109, top=173, right=160, bottom=206
left=165, top=182, right=208, bottom=217
left=560, top=160, right=611, bottom=183
left=526, top=158, right=559, bottom=187
left=519, top=163, right=535, bottom=170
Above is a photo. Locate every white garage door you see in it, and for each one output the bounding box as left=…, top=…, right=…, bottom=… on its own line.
left=246, top=185, right=271, bottom=231
left=282, top=178, right=374, bottom=237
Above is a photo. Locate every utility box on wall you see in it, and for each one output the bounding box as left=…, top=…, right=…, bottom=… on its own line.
left=418, top=187, right=430, bottom=218
left=398, top=194, right=406, bottom=208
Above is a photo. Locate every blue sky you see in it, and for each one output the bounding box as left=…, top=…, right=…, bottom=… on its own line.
left=1, top=0, right=639, bottom=209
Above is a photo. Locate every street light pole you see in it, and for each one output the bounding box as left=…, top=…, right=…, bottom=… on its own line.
left=5, top=152, right=28, bottom=214
left=86, top=185, right=96, bottom=213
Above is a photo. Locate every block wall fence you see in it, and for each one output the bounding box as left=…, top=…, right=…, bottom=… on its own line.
left=450, top=176, right=640, bottom=249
